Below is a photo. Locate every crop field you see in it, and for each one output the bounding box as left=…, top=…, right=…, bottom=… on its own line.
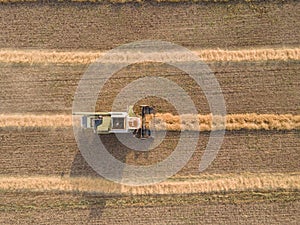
left=0, top=0, right=299, bottom=224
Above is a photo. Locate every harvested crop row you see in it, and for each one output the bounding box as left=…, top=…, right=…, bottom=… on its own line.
left=153, top=113, right=300, bottom=131
left=1, top=113, right=299, bottom=131
left=0, top=172, right=299, bottom=195
left=0, top=48, right=299, bottom=64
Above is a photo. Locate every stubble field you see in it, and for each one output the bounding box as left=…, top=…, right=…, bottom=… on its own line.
left=0, top=1, right=299, bottom=224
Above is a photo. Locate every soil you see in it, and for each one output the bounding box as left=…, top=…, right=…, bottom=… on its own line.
left=0, top=190, right=299, bottom=225
left=0, top=1, right=299, bottom=50
left=0, top=61, right=299, bottom=114
left=0, top=127, right=299, bottom=176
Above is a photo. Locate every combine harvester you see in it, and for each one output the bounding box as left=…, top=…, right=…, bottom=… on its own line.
left=73, top=105, right=155, bottom=139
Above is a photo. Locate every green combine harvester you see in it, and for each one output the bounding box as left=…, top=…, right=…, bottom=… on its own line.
left=73, top=105, right=155, bottom=139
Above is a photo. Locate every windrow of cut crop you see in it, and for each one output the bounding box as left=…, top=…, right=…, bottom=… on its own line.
left=151, top=113, right=300, bottom=131
left=0, top=172, right=299, bottom=195
left=1, top=113, right=299, bottom=131
left=0, top=48, right=299, bottom=64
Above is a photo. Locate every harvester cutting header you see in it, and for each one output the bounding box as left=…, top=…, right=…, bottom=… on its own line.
left=73, top=105, right=155, bottom=139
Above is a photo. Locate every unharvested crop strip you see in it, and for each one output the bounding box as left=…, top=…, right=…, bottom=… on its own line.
left=0, top=173, right=299, bottom=195
left=0, top=113, right=299, bottom=131
left=0, top=48, right=299, bottom=64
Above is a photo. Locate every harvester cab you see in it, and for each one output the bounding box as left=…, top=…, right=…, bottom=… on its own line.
left=73, top=105, right=155, bottom=139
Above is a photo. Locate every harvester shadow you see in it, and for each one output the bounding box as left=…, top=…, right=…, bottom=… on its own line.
left=70, top=133, right=153, bottom=220
left=70, top=133, right=155, bottom=177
